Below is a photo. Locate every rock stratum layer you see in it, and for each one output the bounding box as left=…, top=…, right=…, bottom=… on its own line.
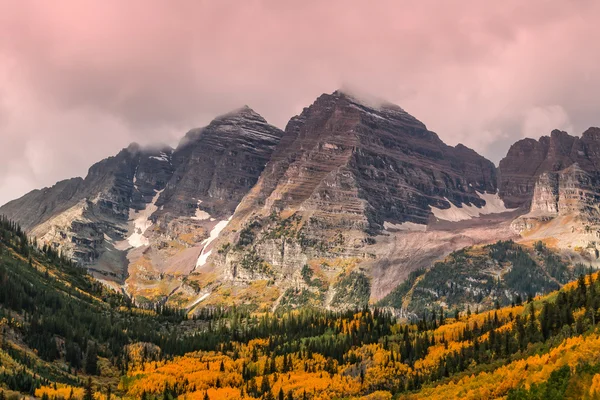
left=498, top=128, right=600, bottom=208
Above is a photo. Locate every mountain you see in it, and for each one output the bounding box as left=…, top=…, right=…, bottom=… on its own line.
left=497, top=128, right=600, bottom=269
left=8, top=90, right=600, bottom=313
left=0, top=106, right=284, bottom=304
left=203, top=90, right=516, bottom=309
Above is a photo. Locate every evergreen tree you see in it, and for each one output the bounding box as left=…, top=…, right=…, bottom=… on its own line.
left=83, top=377, right=94, bottom=400
left=84, top=344, right=98, bottom=375
left=261, top=376, right=271, bottom=395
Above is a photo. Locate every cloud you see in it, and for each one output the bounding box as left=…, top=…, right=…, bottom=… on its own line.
left=1, top=0, right=600, bottom=205
left=522, top=106, right=573, bottom=139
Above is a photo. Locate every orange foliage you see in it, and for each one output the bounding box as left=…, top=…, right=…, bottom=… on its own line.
left=403, top=334, right=600, bottom=399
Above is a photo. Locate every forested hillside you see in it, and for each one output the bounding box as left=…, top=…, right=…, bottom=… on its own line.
left=379, top=240, right=588, bottom=318
left=109, top=270, right=600, bottom=399
left=2, top=216, right=600, bottom=399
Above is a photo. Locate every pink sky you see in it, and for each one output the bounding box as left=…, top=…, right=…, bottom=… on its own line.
left=1, top=1, right=600, bottom=205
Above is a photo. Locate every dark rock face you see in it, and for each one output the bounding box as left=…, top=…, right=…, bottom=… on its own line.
left=232, top=91, right=498, bottom=235
left=498, top=128, right=600, bottom=208
left=348, top=97, right=498, bottom=229
left=0, top=107, right=283, bottom=278
left=155, top=106, right=284, bottom=221
left=0, top=145, right=175, bottom=267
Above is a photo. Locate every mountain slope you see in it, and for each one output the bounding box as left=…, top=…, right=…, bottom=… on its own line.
left=379, top=240, right=588, bottom=318
left=3, top=213, right=600, bottom=400
left=0, top=216, right=191, bottom=398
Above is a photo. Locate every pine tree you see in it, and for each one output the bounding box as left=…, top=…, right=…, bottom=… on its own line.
left=261, top=376, right=271, bottom=395
left=83, top=377, right=94, bottom=400
left=540, top=302, right=552, bottom=340
left=84, top=344, right=98, bottom=375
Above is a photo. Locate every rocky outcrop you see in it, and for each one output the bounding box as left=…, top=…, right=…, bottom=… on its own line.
left=498, top=128, right=600, bottom=208
left=510, top=163, right=600, bottom=261
left=155, top=106, right=284, bottom=222
left=512, top=164, right=600, bottom=224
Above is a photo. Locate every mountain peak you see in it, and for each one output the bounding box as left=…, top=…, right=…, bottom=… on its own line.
left=213, top=105, right=267, bottom=124
left=582, top=127, right=600, bottom=140
left=127, top=142, right=142, bottom=153
left=332, top=89, right=391, bottom=111
left=324, top=89, right=425, bottom=129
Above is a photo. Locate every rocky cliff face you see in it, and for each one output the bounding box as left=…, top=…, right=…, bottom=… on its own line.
left=1, top=145, right=174, bottom=272
left=156, top=106, right=283, bottom=221
left=511, top=163, right=600, bottom=260
left=498, top=128, right=600, bottom=208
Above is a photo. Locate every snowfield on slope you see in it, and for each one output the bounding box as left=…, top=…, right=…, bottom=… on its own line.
left=195, top=217, right=232, bottom=268
left=127, top=189, right=163, bottom=248
left=430, top=192, right=516, bottom=222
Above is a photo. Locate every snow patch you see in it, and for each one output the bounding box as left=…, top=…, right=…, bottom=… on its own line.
left=188, top=292, right=211, bottom=309
left=195, top=217, right=232, bottom=268
left=192, top=200, right=211, bottom=220
left=196, top=250, right=212, bottom=268
left=127, top=189, right=163, bottom=248
left=384, top=221, right=427, bottom=232
left=430, top=192, right=517, bottom=222
left=149, top=152, right=170, bottom=163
